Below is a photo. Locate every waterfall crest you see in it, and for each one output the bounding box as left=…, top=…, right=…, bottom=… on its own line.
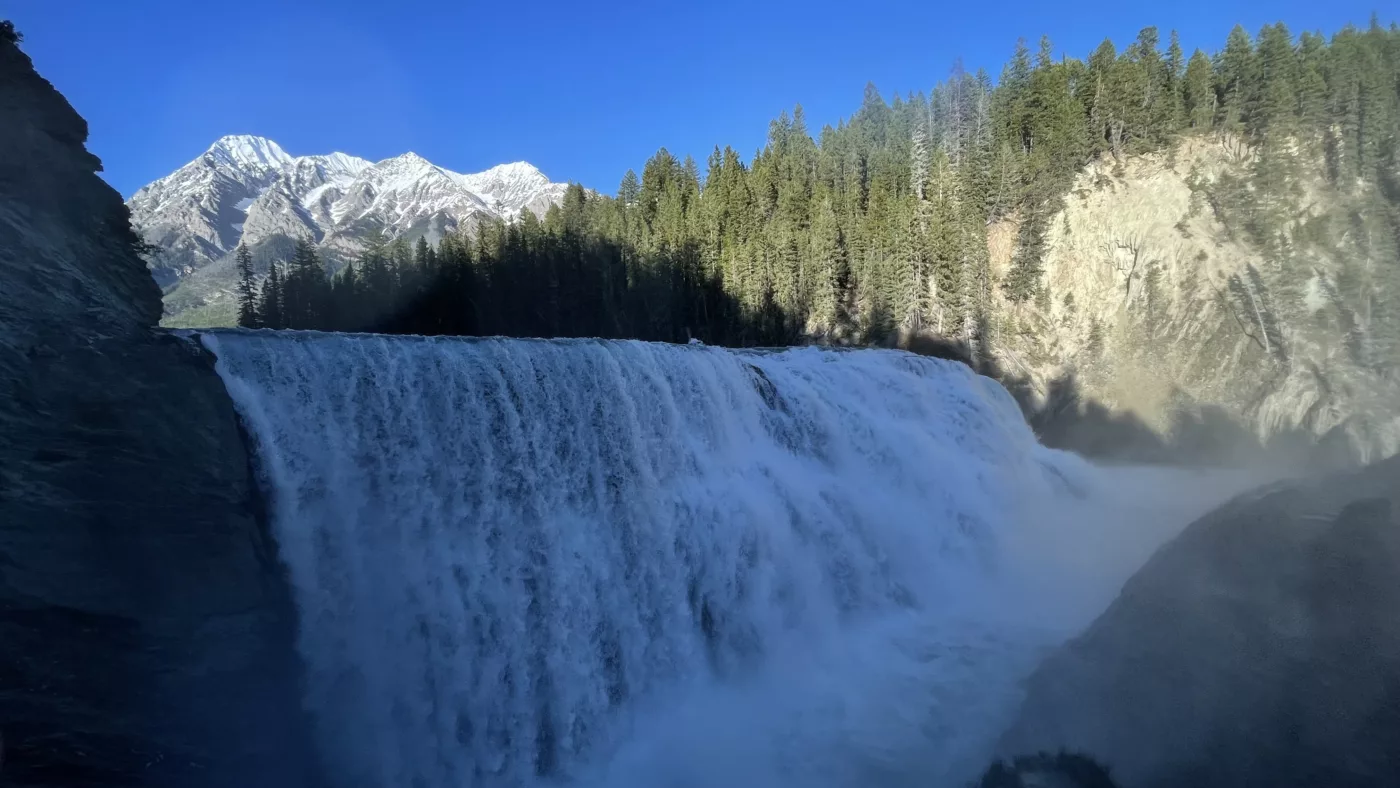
left=203, top=331, right=1233, bottom=788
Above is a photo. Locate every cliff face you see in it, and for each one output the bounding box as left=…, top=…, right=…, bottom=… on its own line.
left=0, top=34, right=314, bottom=787
left=998, top=455, right=1400, bottom=787
left=0, top=39, right=159, bottom=335
left=991, top=137, right=1400, bottom=463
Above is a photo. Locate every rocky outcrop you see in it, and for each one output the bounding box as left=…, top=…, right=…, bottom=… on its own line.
left=997, top=454, right=1400, bottom=787
left=0, top=31, right=315, bottom=787
left=991, top=137, right=1400, bottom=463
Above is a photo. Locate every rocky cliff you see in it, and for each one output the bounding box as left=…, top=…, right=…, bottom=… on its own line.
left=0, top=30, right=315, bottom=787
left=998, top=454, right=1400, bottom=787
left=991, top=137, right=1400, bottom=463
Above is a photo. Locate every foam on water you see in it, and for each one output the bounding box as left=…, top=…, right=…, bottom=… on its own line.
left=203, top=330, right=1246, bottom=788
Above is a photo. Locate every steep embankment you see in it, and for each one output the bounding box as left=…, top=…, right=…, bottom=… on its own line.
left=992, top=136, right=1400, bottom=463
left=0, top=31, right=313, bottom=787
left=999, top=454, right=1400, bottom=787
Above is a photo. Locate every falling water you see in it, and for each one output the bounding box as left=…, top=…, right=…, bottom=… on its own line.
left=203, top=330, right=1245, bottom=788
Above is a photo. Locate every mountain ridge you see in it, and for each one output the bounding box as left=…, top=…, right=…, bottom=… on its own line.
left=128, top=134, right=570, bottom=324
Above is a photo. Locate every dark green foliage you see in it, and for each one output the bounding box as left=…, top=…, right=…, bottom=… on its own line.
left=617, top=169, right=640, bottom=205
left=1217, top=25, right=1257, bottom=136
left=235, top=245, right=258, bottom=328
left=250, top=18, right=1399, bottom=353
left=280, top=238, right=328, bottom=329
left=1, top=19, right=20, bottom=44
left=1004, top=204, right=1049, bottom=302
left=258, top=262, right=284, bottom=329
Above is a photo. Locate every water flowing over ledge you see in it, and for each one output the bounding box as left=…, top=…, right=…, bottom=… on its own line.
left=200, top=330, right=1241, bottom=788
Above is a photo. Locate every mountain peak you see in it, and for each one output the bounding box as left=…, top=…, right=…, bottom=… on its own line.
left=474, top=161, right=544, bottom=178
left=206, top=135, right=292, bottom=171
left=456, top=161, right=559, bottom=216
left=129, top=139, right=574, bottom=317
left=383, top=151, right=432, bottom=166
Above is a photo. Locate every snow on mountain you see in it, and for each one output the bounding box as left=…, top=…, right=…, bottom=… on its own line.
left=128, top=135, right=571, bottom=317
left=127, top=136, right=295, bottom=286
left=205, top=134, right=294, bottom=173
left=331, top=152, right=494, bottom=230
left=456, top=161, right=569, bottom=218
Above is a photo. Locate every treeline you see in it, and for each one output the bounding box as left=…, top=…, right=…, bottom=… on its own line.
left=238, top=17, right=1400, bottom=353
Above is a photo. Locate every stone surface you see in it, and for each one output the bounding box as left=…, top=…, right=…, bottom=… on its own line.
left=0, top=33, right=316, bottom=787
left=997, top=454, right=1400, bottom=787
left=991, top=138, right=1400, bottom=462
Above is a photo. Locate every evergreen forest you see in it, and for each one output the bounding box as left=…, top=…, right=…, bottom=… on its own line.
left=238, top=17, right=1400, bottom=362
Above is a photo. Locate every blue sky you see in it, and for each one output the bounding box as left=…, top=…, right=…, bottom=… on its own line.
left=7, top=0, right=1387, bottom=197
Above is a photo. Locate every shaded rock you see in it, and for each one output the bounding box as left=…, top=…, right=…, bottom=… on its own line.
left=976, top=751, right=1120, bottom=788
left=0, top=28, right=315, bottom=787
left=998, top=455, right=1400, bottom=787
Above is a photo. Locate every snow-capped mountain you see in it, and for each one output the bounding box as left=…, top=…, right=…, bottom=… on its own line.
left=127, top=135, right=570, bottom=324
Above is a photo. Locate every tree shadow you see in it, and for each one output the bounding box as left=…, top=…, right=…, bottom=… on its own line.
left=895, top=335, right=1354, bottom=469
left=329, top=233, right=789, bottom=348
left=992, top=367, right=1355, bottom=469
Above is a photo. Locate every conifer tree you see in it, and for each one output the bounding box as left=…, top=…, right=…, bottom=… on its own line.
left=1217, top=25, right=1257, bottom=138
left=215, top=17, right=1399, bottom=361
left=235, top=244, right=259, bottom=327
left=259, top=262, right=284, bottom=329
left=1183, top=50, right=1216, bottom=129
left=618, top=169, right=640, bottom=205
left=1166, top=30, right=1186, bottom=129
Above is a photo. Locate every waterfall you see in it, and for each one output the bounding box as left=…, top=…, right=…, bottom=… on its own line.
left=203, top=330, right=1242, bottom=788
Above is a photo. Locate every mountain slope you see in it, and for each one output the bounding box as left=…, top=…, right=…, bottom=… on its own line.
left=127, top=135, right=569, bottom=325
left=128, top=135, right=296, bottom=288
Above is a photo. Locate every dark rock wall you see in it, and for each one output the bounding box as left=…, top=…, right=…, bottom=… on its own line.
left=0, top=33, right=315, bottom=787
left=998, top=455, right=1400, bottom=787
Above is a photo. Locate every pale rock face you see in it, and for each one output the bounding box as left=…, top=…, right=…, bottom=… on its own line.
left=126, top=136, right=570, bottom=325
left=991, top=136, right=1400, bottom=461
left=127, top=135, right=296, bottom=286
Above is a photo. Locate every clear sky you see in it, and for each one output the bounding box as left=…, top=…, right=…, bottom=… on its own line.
left=7, top=0, right=1388, bottom=197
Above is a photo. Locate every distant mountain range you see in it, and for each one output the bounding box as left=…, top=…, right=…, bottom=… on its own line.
left=127, top=134, right=569, bottom=325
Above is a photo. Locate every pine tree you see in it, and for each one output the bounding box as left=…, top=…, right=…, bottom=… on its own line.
left=618, top=169, right=641, bottom=205
left=1004, top=206, right=1048, bottom=303
left=1183, top=49, right=1216, bottom=129
left=808, top=196, right=847, bottom=337
left=283, top=238, right=326, bottom=329
left=1252, top=23, right=1298, bottom=138
left=1165, top=30, right=1187, bottom=130
left=1295, top=32, right=1329, bottom=132
left=259, top=262, right=284, bottom=329
left=892, top=194, right=927, bottom=333
left=1126, top=27, right=1167, bottom=146
left=1083, top=39, right=1122, bottom=157
left=235, top=244, right=259, bottom=327
left=1216, top=25, right=1256, bottom=138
